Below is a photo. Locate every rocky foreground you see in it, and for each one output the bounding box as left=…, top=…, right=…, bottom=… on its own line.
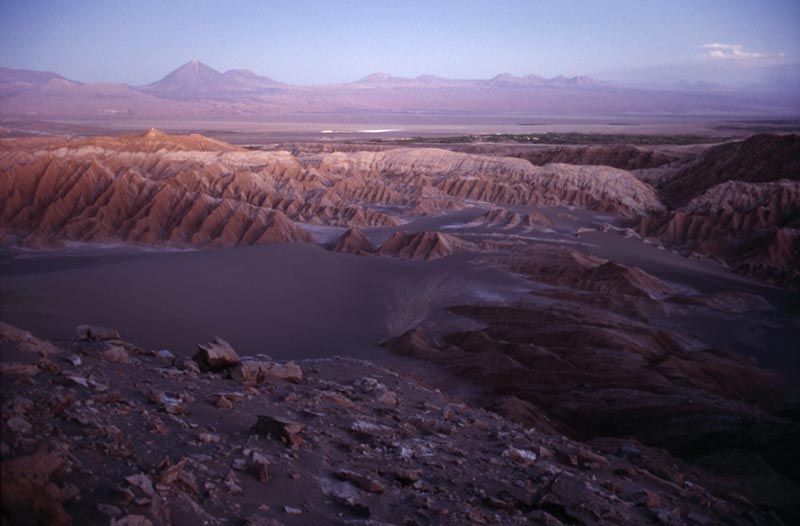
left=1, top=321, right=796, bottom=526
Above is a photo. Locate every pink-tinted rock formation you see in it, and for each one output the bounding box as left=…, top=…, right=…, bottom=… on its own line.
left=510, top=143, right=677, bottom=170
left=1, top=132, right=668, bottom=249
left=660, top=133, right=800, bottom=207
left=635, top=180, right=800, bottom=287
left=376, top=231, right=474, bottom=261
left=316, top=148, right=664, bottom=217
left=330, top=228, right=376, bottom=255
left=466, top=208, right=553, bottom=229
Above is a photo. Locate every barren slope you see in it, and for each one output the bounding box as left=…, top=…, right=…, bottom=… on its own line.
left=660, top=134, right=800, bottom=207
left=0, top=132, right=665, bottom=249
left=4, top=323, right=793, bottom=525
left=635, top=180, right=800, bottom=287
left=509, top=144, right=677, bottom=170
left=313, top=148, right=664, bottom=216
left=385, top=243, right=800, bottom=518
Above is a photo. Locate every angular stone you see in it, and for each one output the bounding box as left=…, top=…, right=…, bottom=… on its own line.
left=336, top=469, right=386, bottom=494
left=76, top=325, right=121, bottom=341
left=148, top=390, right=187, bottom=415
left=157, top=459, right=198, bottom=495
left=247, top=450, right=270, bottom=482
left=393, top=468, right=421, bottom=484
left=194, top=337, right=240, bottom=371
left=537, top=445, right=554, bottom=460
left=314, top=391, right=353, bottom=407
left=231, top=360, right=302, bottom=384
left=125, top=473, right=155, bottom=497
left=350, top=420, right=396, bottom=440
left=64, top=374, right=90, bottom=388
left=502, top=445, right=538, bottom=465
left=251, top=415, right=306, bottom=449
left=643, top=490, right=662, bottom=510
left=377, top=390, right=399, bottom=405
left=198, top=433, right=221, bottom=443
left=181, top=359, right=201, bottom=375
left=6, top=416, right=32, bottom=434
left=36, top=356, right=60, bottom=373
left=154, top=349, right=175, bottom=362
left=102, top=345, right=133, bottom=364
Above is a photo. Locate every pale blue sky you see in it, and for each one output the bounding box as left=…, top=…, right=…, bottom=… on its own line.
left=0, top=0, right=797, bottom=86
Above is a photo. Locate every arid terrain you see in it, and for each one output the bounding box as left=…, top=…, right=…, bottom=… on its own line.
left=2, top=60, right=798, bottom=119
left=1, top=127, right=799, bottom=525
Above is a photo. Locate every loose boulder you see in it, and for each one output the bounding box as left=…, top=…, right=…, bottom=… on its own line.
left=75, top=325, right=121, bottom=341
left=193, top=337, right=240, bottom=371
left=230, top=360, right=303, bottom=385
left=251, top=416, right=306, bottom=449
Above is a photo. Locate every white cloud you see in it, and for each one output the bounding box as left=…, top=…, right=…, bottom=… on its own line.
left=699, top=43, right=785, bottom=61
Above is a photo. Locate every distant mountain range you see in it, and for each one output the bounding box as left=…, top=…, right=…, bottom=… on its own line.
left=1, top=60, right=797, bottom=117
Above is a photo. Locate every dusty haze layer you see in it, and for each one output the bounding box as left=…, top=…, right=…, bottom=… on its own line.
left=2, top=60, right=798, bottom=118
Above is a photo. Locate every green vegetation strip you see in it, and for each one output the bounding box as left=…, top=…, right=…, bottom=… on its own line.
left=393, top=132, right=732, bottom=145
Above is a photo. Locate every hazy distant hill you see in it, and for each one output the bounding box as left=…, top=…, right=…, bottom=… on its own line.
left=0, top=67, right=69, bottom=97
left=139, top=59, right=286, bottom=100
left=0, top=60, right=795, bottom=117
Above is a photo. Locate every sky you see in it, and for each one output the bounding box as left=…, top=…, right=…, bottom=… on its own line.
left=0, top=0, right=798, bottom=87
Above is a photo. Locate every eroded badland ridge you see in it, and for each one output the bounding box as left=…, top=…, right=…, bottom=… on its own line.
left=1, top=130, right=800, bottom=525
left=1, top=131, right=797, bottom=286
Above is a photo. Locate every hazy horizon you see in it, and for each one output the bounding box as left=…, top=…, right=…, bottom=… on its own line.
left=1, top=0, right=799, bottom=89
